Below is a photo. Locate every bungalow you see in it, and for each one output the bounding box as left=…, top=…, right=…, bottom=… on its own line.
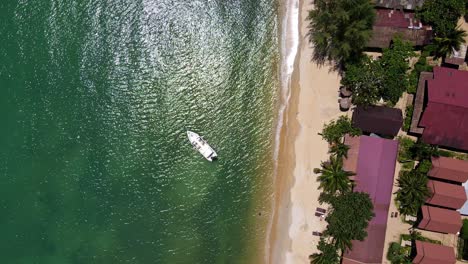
left=342, top=135, right=398, bottom=264
left=426, top=180, right=467, bottom=209
left=368, top=9, right=432, bottom=49
left=418, top=205, right=462, bottom=234
left=352, top=105, right=403, bottom=137
left=411, top=67, right=468, bottom=151
left=428, top=156, right=468, bottom=184
left=412, top=240, right=456, bottom=264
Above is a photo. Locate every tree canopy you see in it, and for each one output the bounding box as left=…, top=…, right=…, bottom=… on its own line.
left=307, top=0, right=375, bottom=68
left=309, top=238, right=340, bottom=264
left=319, top=116, right=361, bottom=144
left=341, top=37, right=414, bottom=106
left=418, top=0, right=466, bottom=37
left=341, top=56, right=383, bottom=106
left=314, top=155, right=354, bottom=195
left=433, top=27, right=467, bottom=59
left=395, top=170, right=431, bottom=216
left=324, top=192, right=374, bottom=252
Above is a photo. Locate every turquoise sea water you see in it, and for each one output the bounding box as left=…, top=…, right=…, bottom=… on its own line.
left=0, top=1, right=280, bottom=263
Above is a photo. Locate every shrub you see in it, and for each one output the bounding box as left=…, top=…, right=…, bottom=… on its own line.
left=397, top=136, right=415, bottom=163
left=319, top=116, right=361, bottom=144
left=402, top=105, right=413, bottom=132
left=461, top=219, right=468, bottom=240
left=387, top=242, right=411, bottom=264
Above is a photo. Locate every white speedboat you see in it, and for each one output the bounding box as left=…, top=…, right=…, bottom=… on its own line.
left=187, top=131, right=218, bottom=161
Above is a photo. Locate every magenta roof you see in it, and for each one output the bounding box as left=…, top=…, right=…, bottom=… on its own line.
left=419, top=67, right=468, bottom=150
left=343, top=136, right=399, bottom=264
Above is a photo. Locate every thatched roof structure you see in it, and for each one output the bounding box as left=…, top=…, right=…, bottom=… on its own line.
left=368, top=9, right=432, bottom=49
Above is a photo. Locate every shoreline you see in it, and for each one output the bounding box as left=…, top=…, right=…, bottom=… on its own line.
left=267, top=0, right=343, bottom=262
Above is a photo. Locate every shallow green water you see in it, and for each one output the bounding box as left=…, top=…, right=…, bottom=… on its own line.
left=0, top=1, right=280, bottom=263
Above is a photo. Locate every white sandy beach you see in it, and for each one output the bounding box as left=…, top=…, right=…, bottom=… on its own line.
left=268, top=0, right=344, bottom=263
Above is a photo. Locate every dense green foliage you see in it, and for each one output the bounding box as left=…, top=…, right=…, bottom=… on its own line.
left=396, top=170, right=431, bottom=216
left=402, top=105, right=413, bottom=132
left=397, top=136, right=416, bottom=163
left=397, top=137, right=439, bottom=162
left=418, top=0, right=467, bottom=59
left=341, top=57, right=383, bottom=106
left=387, top=242, right=411, bottom=264
left=324, top=192, right=374, bottom=252
left=379, top=38, right=415, bottom=104
left=408, top=51, right=433, bottom=94
left=309, top=238, right=340, bottom=264
left=418, top=0, right=466, bottom=37
left=314, top=155, right=354, bottom=195
left=329, top=142, right=350, bottom=159
left=307, top=0, right=375, bottom=67
left=461, top=219, right=468, bottom=240
left=319, top=116, right=361, bottom=144
left=433, top=27, right=468, bottom=58
left=341, top=38, right=414, bottom=106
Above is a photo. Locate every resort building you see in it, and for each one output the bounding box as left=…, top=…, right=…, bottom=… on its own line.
left=367, top=9, right=432, bottom=49
left=418, top=205, right=462, bottom=234
left=352, top=105, right=403, bottom=137
left=342, top=135, right=398, bottom=264
left=426, top=180, right=467, bottom=209
left=411, top=67, right=468, bottom=151
left=428, top=156, right=468, bottom=184
left=412, top=240, right=456, bottom=264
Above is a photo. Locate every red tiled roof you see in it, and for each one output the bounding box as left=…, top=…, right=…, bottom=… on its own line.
left=419, top=67, right=468, bottom=150
left=426, top=180, right=467, bottom=209
left=343, top=136, right=398, bottom=263
left=428, top=156, right=468, bottom=183
left=418, top=206, right=461, bottom=234
left=413, top=240, right=456, bottom=264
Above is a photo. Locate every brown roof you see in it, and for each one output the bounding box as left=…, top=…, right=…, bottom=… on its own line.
left=413, top=240, right=456, bottom=264
left=428, top=156, right=468, bottom=183
left=426, top=180, right=467, bottom=209
left=418, top=205, right=461, bottom=234
left=410, top=72, right=433, bottom=135
left=368, top=10, right=432, bottom=48
left=352, top=106, right=403, bottom=136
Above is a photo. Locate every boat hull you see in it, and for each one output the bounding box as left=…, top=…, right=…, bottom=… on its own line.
left=187, top=131, right=217, bottom=161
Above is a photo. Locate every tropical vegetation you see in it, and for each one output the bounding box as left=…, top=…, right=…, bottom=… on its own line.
left=387, top=242, right=411, bottom=264
left=418, top=0, right=467, bottom=59
left=341, top=38, right=415, bottom=106
left=307, top=0, right=375, bottom=68
left=418, top=0, right=466, bottom=37
left=314, top=155, right=354, bottom=195
left=319, top=116, right=361, bottom=144
left=408, top=49, right=433, bottom=94
left=395, top=169, right=431, bottom=216
left=309, top=238, right=340, bottom=264
left=433, top=27, right=468, bottom=59
left=323, top=192, right=374, bottom=252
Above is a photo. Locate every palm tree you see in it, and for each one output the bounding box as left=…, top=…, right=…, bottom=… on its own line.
left=329, top=141, right=350, bottom=159
left=307, top=0, right=375, bottom=68
left=309, top=238, right=340, bottom=264
left=395, top=170, right=431, bottom=216
left=313, top=155, right=354, bottom=195
left=434, top=26, right=467, bottom=59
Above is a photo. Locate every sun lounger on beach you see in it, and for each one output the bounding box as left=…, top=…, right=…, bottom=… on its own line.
left=314, top=212, right=323, bottom=217
left=312, top=231, right=322, bottom=236
left=316, top=207, right=326, bottom=214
